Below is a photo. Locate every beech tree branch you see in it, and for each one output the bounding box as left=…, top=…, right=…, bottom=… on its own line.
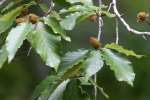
left=112, top=0, right=150, bottom=35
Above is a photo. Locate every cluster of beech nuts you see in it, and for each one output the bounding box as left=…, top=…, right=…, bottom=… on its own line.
left=137, top=11, right=149, bottom=23
left=89, top=37, right=100, bottom=49
left=16, top=9, right=39, bottom=24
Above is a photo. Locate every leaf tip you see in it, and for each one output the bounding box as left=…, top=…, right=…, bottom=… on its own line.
left=66, top=37, right=71, bottom=42
left=8, top=55, right=13, bottom=63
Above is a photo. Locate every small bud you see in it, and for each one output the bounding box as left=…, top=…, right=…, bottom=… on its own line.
left=89, top=14, right=97, bottom=22
left=89, top=37, right=100, bottom=49
left=29, top=13, right=39, bottom=24
left=137, top=11, right=149, bottom=22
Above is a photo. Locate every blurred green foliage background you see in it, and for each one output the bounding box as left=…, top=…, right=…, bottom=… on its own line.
left=0, top=0, right=150, bottom=100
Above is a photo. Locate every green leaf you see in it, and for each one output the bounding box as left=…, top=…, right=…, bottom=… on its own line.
left=0, top=45, right=7, bottom=68
left=58, top=49, right=89, bottom=75
left=1, top=0, right=22, bottom=13
left=32, top=50, right=103, bottom=100
left=47, top=80, right=70, bottom=100
left=0, top=6, right=23, bottom=33
left=59, top=5, right=87, bottom=14
left=38, top=3, right=49, bottom=13
left=60, top=12, right=81, bottom=30
left=66, top=0, right=93, bottom=6
left=63, top=80, right=90, bottom=100
left=59, top=5, right=107, bottom=14
left=30, top=75, right=60, bottom=100
left=30, top=75, right=69, bottom=100
left=76, top=12, right=94, bottom=23
left=44, top=15, right=71, bottom=42
left=27, top=22, right=61, bottom=70
left=1, top=2, right=15, bottom=13
left=59, top=5, right=95, bottom=24
left=54, top=0, right=70, bottom=6
left=0, top=3, right=34, bottom=34
left=31, top=49, right=89, bottom=100
left=58, top=50, right=104, bottom=80
left=82, top=50, right=104, bottom=79
left=101, top=11, right=115, bottom=18
left=48, top=11, right=62, bottom=21
left=59, top=6, right=115, bottom=28
left=105, top=43, right=143, bottom=58
left=59, top=5, right=114, bottom=24
left=102, top=48, right=135, bottom=86
left=6, top=23, right=33, bottom=62
left=38, top=80, right=70, bottom=100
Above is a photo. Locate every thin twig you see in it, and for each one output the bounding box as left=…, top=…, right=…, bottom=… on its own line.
left=97, top=17, right=103, bottom=40
left=94, top=75, right=97, bottom=100
left=107, top=2, right=113, bottom=12
left=94, top=0, right=103, bottom=100
left=89, top=78, right=109, bottom=99
left=97, top=0, right=103, bottom=41
left=45, top=0, right=54, bottom=15
left=115, top=18, right=119, bottom=44
left=112, top=0, right=150, bottom=35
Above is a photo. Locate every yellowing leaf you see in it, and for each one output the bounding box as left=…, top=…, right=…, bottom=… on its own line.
left=105, top=43, right=143, bottom=58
